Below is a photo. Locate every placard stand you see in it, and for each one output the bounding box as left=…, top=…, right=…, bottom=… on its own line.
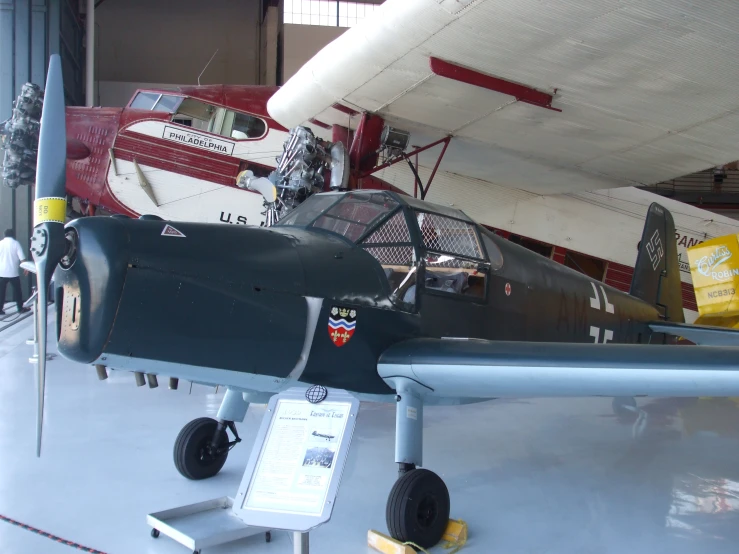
left=147, top=387, right=359, bottom=553
left=294, top=532, right=309, bottom=554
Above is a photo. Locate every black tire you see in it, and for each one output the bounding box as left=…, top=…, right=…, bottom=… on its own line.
left=174, top=417, right=228, bottom=480
left=386, top=469, right=450, bottom=548
left=265, top=531, right=271, bottom=542
left=150, top=529, right=160, bottom=538
left=612, top=396, right=637, bottom=418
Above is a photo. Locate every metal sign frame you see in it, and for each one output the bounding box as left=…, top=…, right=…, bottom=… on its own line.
left=232, top=387, right=360, bottom=532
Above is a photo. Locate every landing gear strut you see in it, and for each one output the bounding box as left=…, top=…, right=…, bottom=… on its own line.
left=174, top=388, right=249, bottom=480
left=385, top=380, right=450, bottom=549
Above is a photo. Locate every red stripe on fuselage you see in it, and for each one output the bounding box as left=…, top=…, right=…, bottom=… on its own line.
left=113, top=130, right=242, bottom=186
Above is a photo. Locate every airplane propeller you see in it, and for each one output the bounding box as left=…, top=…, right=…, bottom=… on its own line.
left=29, top=54, right=68, bottom=456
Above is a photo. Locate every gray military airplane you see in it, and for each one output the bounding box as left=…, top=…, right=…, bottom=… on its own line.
left=312, top=431, right=336, bottom=441
left=29, top=55, right=739, bottom=548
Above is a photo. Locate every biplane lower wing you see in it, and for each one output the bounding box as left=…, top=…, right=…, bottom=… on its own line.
left=378, top=337, right=739, bottom=399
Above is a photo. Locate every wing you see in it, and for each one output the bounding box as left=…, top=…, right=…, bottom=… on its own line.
left=650, top=321, right=739, bottom=347
left=269, top=0, right=739, bottom=195
left=378, top=337, right=739, bottom=399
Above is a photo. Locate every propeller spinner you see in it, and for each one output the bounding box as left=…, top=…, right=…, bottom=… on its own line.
left=29, top=54, right=68, bottom=456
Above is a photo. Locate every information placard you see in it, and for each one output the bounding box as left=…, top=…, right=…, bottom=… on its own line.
left=233, top=388, right=359, bottom=532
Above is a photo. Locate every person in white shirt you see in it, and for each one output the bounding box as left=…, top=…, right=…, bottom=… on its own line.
left=0, top=229, right=30, bottom=315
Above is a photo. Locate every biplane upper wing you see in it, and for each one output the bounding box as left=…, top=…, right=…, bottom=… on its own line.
left=268, top=0, right=739, bottom=195
left=377, top=335, right=739, bottom=400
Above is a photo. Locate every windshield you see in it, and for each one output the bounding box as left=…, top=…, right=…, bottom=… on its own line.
left=276, top=194, right=342, bottom=227
left=277, top=191, right=399, bottom=243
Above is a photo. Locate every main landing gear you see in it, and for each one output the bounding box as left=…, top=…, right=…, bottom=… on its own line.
left=174, top=417, right=241, bottom=480
left=174, top=388, right=248, bottom=480
left=385, top=379, right=450, bottom=548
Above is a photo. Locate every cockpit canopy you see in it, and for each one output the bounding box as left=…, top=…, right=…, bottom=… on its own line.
left=277, top=191, right=503, bottom=309
left=128, top=90, right=267, bottom=140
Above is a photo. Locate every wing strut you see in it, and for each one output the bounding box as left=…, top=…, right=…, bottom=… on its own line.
left=361, top=136, right=451, bottom=200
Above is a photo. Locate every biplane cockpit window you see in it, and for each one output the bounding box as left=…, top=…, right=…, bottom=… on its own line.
left=130, top=92, right=160, bottom=109
left=129, top=93, right=264, bottom=141
left=130, top=92, right=183, bottom=112
left=125, top=94, right=269, bottom=141
left=226, top=111, right=267, bottom=139
left=154, top=95, right=184, bottom=113
left=171, top=98, right=218, bottom=132
left=414, top=211, right=488, bottom=299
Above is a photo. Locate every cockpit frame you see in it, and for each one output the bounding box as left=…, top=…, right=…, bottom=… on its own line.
left=277, top=190, right=504, bottom=310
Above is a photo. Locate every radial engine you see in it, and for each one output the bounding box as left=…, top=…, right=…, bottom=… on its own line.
left=1, top=83, right=44, bottom=189
left=238, top=125, right=350, bottom=225
left=271, top=126, right=349, bottom=210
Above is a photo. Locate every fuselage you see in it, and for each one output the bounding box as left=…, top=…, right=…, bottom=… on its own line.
left=64, top=85, right=286, bottom=224
left=53, top=191, right=666, bottom=399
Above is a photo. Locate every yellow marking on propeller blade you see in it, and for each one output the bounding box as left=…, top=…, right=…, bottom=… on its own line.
left=34, top=197, right=66, bottom=226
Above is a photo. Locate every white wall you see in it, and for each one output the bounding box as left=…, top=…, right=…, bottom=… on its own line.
left=95, top=0, right=262, bottom=86
left=283, top=24, right=347, bottom=82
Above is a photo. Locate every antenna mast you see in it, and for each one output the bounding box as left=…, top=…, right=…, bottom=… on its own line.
left=197, top=49, right=219, bottom=85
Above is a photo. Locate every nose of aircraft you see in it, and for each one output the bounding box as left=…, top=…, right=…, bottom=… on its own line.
left=54, top=216, right=311, bottom=376
left=54, top=216, right=133, bottom=363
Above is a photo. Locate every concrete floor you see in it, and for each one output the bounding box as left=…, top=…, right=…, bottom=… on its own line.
left=3, top=315, right=739, bottom=553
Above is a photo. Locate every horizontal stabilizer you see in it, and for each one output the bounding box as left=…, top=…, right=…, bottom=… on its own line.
left=378, top=338, right=739, bottom=399
left=649, top=321, right=739, bottom=347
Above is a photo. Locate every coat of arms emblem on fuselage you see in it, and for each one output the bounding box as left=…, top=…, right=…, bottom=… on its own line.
left=328, top=306, right=356, bottom=347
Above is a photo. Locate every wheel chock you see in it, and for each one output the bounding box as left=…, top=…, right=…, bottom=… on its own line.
left=368, top=519, right=468, bottom=554
left=367, top=530, right=416, bottom=554
left=441, top=519, right=468, bottom=552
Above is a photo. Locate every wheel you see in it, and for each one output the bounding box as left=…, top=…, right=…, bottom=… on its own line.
left=265, top=531, right=271, bottom=542
left=150, top=529, right=160, bottom=538
left=386, top=468, right=450, bottom=549
left=174, top=417, right=228, bottom=480
left=612, top=396, right=637, bottom=418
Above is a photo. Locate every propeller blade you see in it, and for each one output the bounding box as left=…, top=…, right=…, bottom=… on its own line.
left=35, top=271, right=48, bottom=457
left=30, top=54, right=68, bottom=457
left=35, top=55, right=67, bottom=207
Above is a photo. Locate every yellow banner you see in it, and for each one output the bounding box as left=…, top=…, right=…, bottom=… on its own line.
left=687, top=234, right=739, bottom=318
left=34, top=197, right=66, bottom=226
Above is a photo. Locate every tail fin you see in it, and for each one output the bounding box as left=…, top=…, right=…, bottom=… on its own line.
left=630, top=203, right=685, bottom=322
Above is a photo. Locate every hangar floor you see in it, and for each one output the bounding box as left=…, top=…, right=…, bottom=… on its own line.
left=2, top=315, right=739, bottom=554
